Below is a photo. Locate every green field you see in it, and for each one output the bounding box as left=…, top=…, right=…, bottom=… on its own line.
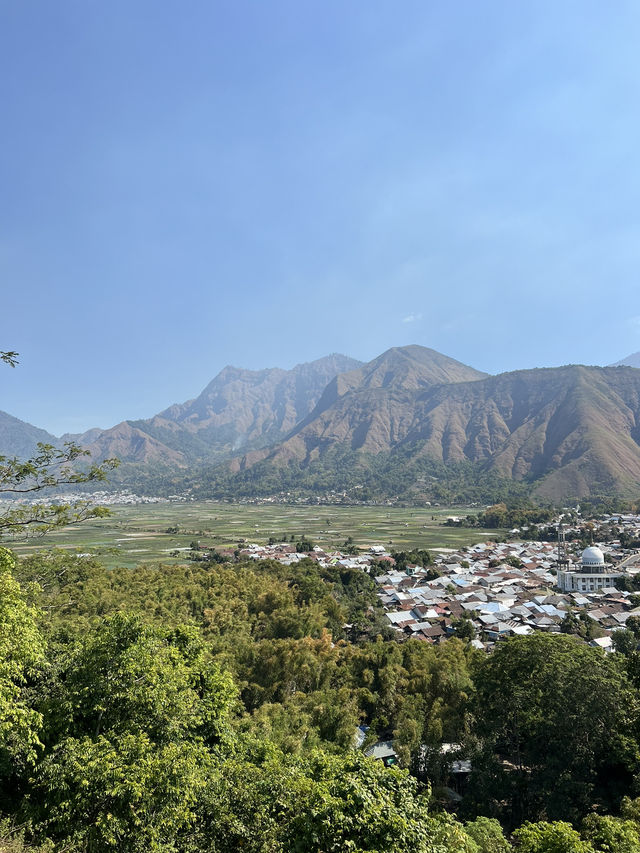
left=6, top=501, right=505, bottom=568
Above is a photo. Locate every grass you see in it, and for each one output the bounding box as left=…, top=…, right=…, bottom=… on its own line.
left=6, top=502, right=506, bottom=569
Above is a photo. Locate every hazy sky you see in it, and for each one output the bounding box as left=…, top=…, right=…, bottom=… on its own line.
left=3, top=1, right=640, bottom=434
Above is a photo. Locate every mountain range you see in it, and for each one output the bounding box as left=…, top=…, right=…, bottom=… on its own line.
left=3, top=346, right=640, bottom=502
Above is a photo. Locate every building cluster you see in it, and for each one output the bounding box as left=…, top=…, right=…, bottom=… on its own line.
left=231, top=541, right=378, bottom=570
left=375, top=540, right=640, bottom=650
left=0, top=490, right=180, bottom=508
left=230, top=536, right=640, bottom=652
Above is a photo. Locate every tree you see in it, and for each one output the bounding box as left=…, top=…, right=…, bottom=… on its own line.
left=627, top=615, right=640, bottom=638
left=0, top=349, right=118, bottom=536
left=295, top=536, right=314, bottom=553
left=467, top=634, right=639, bottom=826
left=57, top=614, right=236, bottom=745
left=560, top=610, right=603, bottom=641
left=0, top=351, right=18, bottom=367
left=28, top=614, right=237, bottom=850
left=512, top=821, right=594, bottom=853
left=0, top=442, right=118, bottom=535
left=197, top=743, right=478, bottom=853
left=612, top=628, right=639, bottom=656
left=0, top=549, right=45, bottom=778
left=464, top=817, right=512, bottom=852
left=580, top=813, right=640, bottom=853
left=34, top=732, right=211, bottom=852
left=452, top=616, right=476, bottom=641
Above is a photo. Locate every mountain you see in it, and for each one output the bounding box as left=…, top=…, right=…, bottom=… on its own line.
left=612, top=352, right=640, bottom=369
left=302, top=345, right=487, bottom=426
left=74, top=421, right=186, bottom=466
left=72, top=353, right=364, bottom=467
left=8, top=346, right=640, bottom=502
left=232, top=345, right=490, bottom=468
left=0, top=410, right=59, bottom=459
left=229, top=360, right=640, bottom=501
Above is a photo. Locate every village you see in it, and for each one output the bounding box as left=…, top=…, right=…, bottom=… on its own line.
left=231, top=511, right=640, bottom=652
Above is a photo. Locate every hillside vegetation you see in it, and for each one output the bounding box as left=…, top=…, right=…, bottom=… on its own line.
left=4, top=545, right=640, bottom=851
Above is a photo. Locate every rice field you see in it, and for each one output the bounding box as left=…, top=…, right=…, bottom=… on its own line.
left=6, top=501, right=506, bottom=569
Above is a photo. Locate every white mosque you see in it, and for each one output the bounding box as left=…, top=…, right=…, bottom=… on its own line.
left=556, top=545, right=624, bottom=593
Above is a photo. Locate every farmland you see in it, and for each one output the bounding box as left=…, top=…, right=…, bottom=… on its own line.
left=6, top=501, right=505, bottom=568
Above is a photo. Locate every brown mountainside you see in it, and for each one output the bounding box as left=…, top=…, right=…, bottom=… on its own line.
left=78, top=353, right=363, bottom=465
left=235, top=362, right=640, bottom=500
left=305, top=345, right=487, bottom=425
left=79, top=421, right=186, bottom=466
left=9, top=346, right=640, bottom=500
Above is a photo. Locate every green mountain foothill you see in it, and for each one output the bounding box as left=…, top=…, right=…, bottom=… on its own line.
left=4, top=346, right=640, bottom=501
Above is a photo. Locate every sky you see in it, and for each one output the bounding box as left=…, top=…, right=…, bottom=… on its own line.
left=3, top=1, right=640, bottom=434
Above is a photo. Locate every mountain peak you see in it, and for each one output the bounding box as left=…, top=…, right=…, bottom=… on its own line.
left=360, top=345, right=487, bottom=389
left=611, top=351, right=640, bottom=369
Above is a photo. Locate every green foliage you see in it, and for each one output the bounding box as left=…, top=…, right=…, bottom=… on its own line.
left=512, top=821, right=595, bottom=853
left=613, top=628, right=639, bottom=656
left=560, top=609, right=604, bottom=641
left=186, top=442, right=534, bottom=505
left=451, top=616, right=476, bottom=641
left=16, top=551, right=344, bottom=643
left=580, top=813, right=640, bottom=853
left=197, top=743, right=474, bottom=853
left=0, top=351, right=19, bottom=367
left=0, top=817, right=53, bottom=852
left=295, top=535, right=314, bottom=552
left=35, top=733, right=211, bottom=851
left=628, top=616, right=640, bottom=638
left=476, top=504, right=554, bottom=530
left=5, top=542, right=640, bottom=850
left=0, top=442, right=118, bottom=536
left=0, top=548, right=45, bottom=777
left=467, top=633, right=639, bottom=826
left=464, top=816, right=512, bottom=852
left=392, top=548, right=434, bottom=571
left=621, top=795, right=640, bottom=823
left=56, top=614, right=236, bottom=745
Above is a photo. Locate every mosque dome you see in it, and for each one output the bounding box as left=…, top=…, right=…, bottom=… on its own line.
left=581, top=546, right=605, bottom=567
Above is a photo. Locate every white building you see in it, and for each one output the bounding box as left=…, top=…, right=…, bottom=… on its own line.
left=556, top=546, right=623, bottom=593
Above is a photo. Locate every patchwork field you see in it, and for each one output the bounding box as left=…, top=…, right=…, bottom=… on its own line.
left=6, top=501, right=505, bottom=568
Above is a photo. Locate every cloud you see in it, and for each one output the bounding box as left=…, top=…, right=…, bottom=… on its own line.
left=402, top=313, right=422, bottom=324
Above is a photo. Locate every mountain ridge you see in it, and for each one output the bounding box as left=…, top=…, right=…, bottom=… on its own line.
left=228, top=362, right=640, bottom=501
left=5, top=347, right=640, bottom=501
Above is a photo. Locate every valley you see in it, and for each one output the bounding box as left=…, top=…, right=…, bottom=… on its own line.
left=5, top=500, right=505, bottom=569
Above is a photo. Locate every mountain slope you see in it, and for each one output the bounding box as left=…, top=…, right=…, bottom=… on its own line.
left=79, top=421, right=186, bottom=466
left=74, top=353, right=363, bottom=466
left=612, top=352, right=640, bottom=369
left=8, top=347, right=640, bottom=502
left=306, top=345, right=487, bottom=424
left=230, top=363, right=640, bottom=500
left=0, top=411, right=59, bottom=459
left=234, top=346, right=489, bottom=468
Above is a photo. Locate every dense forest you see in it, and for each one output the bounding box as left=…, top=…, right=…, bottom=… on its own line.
left=2, top=545, right=640, bottom=851
left=182, top=444, right=538, bottom=505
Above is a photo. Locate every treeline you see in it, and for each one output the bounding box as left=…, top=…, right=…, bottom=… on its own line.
left=182, top=443, right=535, bottom=504
left=464, top=503, right=556, bottom=530
left=3, top=547, right=640, bottom=850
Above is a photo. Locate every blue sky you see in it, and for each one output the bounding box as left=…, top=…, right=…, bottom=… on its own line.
left=2, top=1, right=640, bottom=434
